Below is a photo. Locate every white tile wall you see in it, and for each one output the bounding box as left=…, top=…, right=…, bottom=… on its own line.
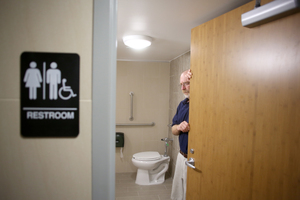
left=115, top=61, right=170, bottom=173
left=0, top=0, right=92, bottom=199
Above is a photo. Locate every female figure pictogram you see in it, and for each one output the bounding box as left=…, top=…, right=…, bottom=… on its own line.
left=23, top=61, right=42, bottom=100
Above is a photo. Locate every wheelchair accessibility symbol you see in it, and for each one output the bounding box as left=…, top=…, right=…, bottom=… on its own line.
left=59, top=78, right=77, bottom=100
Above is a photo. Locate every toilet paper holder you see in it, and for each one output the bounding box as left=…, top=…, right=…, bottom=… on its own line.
left=116, top=132, right=124, bottom=147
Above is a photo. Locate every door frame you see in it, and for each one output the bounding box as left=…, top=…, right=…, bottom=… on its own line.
left=92, top=0, right=117, bottom=199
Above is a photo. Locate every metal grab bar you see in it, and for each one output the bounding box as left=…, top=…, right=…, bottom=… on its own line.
left=116, top=122, right=155, bottom=126
left=129, top=92, right=134, bottom=121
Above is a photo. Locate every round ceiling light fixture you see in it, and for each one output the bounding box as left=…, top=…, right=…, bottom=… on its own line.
left=123, top=35, right=152, bottom=49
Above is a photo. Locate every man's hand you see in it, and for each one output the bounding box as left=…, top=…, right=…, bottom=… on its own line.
left=172, top=121, right=190, bottom=135
left=177, top=121, right=190, bottom=132
left=186, top=69, right=193, bottom=80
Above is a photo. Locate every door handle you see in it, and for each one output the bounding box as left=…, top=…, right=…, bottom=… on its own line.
left=185, top=158, right=196, bottom=169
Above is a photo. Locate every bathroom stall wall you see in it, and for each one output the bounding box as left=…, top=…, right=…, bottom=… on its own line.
left=168, top=52, right=190, bottom=177
left=116, top=61, right=170, bottom=173
left=0, top=0, right=92, bottom=199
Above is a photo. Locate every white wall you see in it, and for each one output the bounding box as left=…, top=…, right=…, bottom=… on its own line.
left=0, top=0, right=93, bottom=199
left=115, top=61, right=170, bottom=173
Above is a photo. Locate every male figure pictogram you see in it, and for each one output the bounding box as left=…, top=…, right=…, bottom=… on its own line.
left=47, top=62, right=61, bottom=100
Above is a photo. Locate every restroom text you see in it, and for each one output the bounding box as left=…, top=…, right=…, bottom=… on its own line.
left=26, top=111, right=75, bottom=120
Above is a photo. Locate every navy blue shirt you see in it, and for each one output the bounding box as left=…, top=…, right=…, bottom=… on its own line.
left=172, top=98, right=189, bottom=154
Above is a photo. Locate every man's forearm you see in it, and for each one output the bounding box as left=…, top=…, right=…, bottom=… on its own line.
left=172, top=125, right=181, bottom=135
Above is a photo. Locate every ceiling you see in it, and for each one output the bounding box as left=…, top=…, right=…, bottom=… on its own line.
left=117, top=0, right=252, bottom=62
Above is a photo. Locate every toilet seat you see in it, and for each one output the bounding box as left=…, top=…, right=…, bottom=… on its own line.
left=133, top=151, right=161, bottom=161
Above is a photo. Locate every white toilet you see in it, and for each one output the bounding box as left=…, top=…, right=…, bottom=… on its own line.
left=132, top=151, right=170, bottom=185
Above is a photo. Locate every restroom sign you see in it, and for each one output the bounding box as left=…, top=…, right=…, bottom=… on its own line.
left=20, top=52, right=79, bottom=137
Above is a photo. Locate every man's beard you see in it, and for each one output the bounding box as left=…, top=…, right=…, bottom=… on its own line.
left=184, top=93, right=190, bottom=98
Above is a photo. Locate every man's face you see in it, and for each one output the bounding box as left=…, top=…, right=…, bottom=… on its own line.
left=180, top=73, right=190, bottom=98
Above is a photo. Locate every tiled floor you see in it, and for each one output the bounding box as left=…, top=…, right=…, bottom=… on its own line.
left=115, top=172, right=173, bottom=200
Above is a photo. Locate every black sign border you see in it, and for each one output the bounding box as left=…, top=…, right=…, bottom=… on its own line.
left=20, top=52, right=80, bottom=138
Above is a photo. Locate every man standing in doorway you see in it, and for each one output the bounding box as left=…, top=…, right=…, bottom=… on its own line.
left=171, top=69, right=192, bottom=200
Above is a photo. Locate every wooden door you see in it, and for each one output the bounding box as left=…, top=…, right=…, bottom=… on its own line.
left=187, top=0, right=300, bottom=199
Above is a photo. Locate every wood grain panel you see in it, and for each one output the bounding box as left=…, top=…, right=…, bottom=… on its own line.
left=187, top=0, right=300, bottom=199
left=251, top=9, right=300, bottom=199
